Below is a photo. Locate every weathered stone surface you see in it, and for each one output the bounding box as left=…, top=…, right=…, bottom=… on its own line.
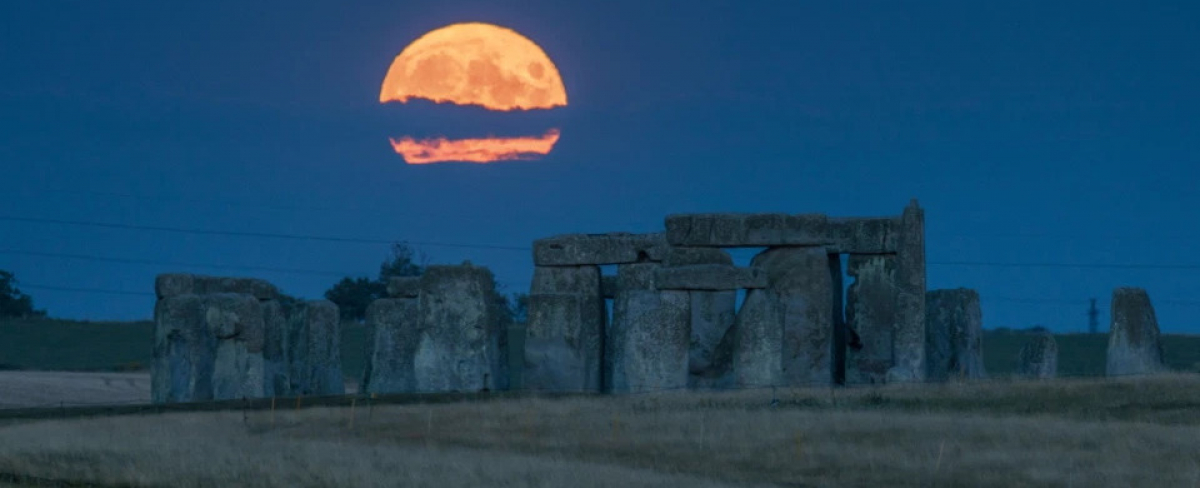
left=415, top=264, right=505, bottom=392
left=533, top=233, right=666, bottom=266
left=261, top=299, right=288, bottom=397
left=732, top=288, right=783, bottom=388
left=601, top=275, right=618, bottom=299
left=154, top=274, right=195, bottom=300
left=523, top=337, right=588, bottom=392
left=893, top=200, right=926, bottom=382
left=154, top=273, right=279, bottom=300
left=654, top=265, right=768, bottom=291
left=665, top=213, right=900, bottom=253
left=607, top=263, right=690, bottom=393
left=386, top=276, right=422, bottom=298
left=669, top=251, right=741, bottom=387
left=751, top=247, right=835, bottom=386
left=152, top=294, right=214, bottom=403
left=828, top=217, right=899, bottom=254
left=1017, top=332, right=1058, bottom=379
left=830, top=253, right=847, bottom=385
left=1106, top=287, right=1164, bottom=377
left=663, top=247, right=733, bottom=267
left=925, top=288, right=985, bottom=382
left=845, top=255, right=897, bottom=385
left=362, top=298, right=420, bottom=394
left=666, top=213, right=833, bottom=248
left=524, top=265, right=605, bottom=393
left=687, top=290, right=737, bottom=376
left=205, top=293, right=267, bottom=400
left=303, top=300, right=343, bottom=395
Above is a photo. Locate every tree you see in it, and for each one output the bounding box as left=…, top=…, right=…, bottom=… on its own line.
left=325, top=242, right=427, bottom=321
left=324, top=276, right=386, bottom=322
left=509, top=292, right=528, bottom=325
left=0, top=270, right=46, bottom=319
left=378, top=241, right=426, bottom=281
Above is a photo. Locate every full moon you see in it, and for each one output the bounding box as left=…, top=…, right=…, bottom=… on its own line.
left=380, top=22, right=568, bottom=111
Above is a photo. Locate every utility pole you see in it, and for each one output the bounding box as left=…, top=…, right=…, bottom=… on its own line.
left=1088, top=298, right=1099, bottom=334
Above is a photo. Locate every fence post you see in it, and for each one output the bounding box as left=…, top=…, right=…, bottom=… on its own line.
left=368, top=393, right=375, bottom=421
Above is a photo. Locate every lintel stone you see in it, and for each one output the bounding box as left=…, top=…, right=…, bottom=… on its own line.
left=665, top=213, right=899, bottom=253
left=663, top=247, right=733, bottom=267
left=155, top=273, right=279, bottom=300
left=654, top=265, right=768, bottom=290
left=665, top=213, right=832, bottom=248
left=386, top=276, right=421, bottom=298
left=533, top=233, right=666, bottom=266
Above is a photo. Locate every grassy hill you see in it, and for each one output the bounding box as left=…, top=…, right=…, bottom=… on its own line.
left=0, top=319, right=153, bottom=372
left=3, top=318, right=1197, bottom=380
left=982, top=329, right=1200, bottom=377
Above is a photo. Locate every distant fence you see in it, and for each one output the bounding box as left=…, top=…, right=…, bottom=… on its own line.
left=4, top=371, right=1199, bottom=423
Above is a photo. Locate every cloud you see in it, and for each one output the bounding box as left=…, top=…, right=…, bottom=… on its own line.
left=389, top=129, right=561, bottom=164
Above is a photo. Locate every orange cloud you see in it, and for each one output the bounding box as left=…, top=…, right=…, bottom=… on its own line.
left=389, top=129, right=561, bottom=164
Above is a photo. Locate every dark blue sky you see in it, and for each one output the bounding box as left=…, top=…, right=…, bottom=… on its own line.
left=2, top=1, right=1197, bottom=332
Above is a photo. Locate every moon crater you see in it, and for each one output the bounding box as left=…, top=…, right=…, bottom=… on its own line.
left=380, top=22, right=567, bottom=111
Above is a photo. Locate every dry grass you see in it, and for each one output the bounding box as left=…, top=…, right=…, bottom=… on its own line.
left=0, top=371, right=150, bottom=409
left=2, top=375, right=1200, bottom=487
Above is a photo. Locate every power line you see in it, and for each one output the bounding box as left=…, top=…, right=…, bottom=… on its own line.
left=20, top=284, right=154, bottom=297
left=928, top=260, right=1200, bottom=270
left=5, top=214, right=1200, bottom=270
left=17, top=280, right=1200, bottom=307
left=0, top=215, right=529, bottom=251
left=0, top=250, right=349, bottom=278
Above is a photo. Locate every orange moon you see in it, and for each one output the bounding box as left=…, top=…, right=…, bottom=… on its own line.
left=380, top=22, right=567, bottom=112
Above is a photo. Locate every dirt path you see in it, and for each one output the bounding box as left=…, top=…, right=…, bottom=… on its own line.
left=0, top=371, right=150, bottom=409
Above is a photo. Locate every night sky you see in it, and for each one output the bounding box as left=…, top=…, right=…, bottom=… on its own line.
left=1, top=1, right=1197, bottom=332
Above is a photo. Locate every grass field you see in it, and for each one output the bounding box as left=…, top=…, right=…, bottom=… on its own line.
left=1, top=375, right=1198, bottom=487
left=4, top=318, right=1198, bottom=380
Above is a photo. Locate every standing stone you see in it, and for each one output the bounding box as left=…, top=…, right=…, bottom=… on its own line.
left=152, top=294, right=214, bottom=403
left=305, top=301, right=343, bottom=395
left=607, top=263, right=690, bottom=393
left=523, top=265, right=605, bottom=392
left=845, top=255, right=897, bottom=384
left=751, top=247, right=834, bottom=386
left=1017, top=332, right=1058, bottom=379
left=205, top=293, right=267, bottom=400
left=925, top=288, right=986, bottom=382
left=283, top=300, right=345, bottom=396
left=662, top=248, right=738, bottom=387
left=893, top=199, right=927, bottom=382
left=414, top=264, right=505, bottom=392
left=363, top=298, right=421, bottom=394
left=687, top=289, right=737, bottom=383
left=732, top=288, right=783, bottom=388
left=830, top=254, right=846, bottom=385
left=1106, top=287, right=1165, bottom=377
left=261, top=299, right=289, bottom=397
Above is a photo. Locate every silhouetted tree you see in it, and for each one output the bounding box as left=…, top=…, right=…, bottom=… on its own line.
left=325, top=242, right=427, bottom=321
left=509, top=292, right=528, bottom=325
left=324, top=276, right=386, bottom=322
left=377, top=241, right=426, bottom=281
left=0, top=270, right=46, bottom=319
